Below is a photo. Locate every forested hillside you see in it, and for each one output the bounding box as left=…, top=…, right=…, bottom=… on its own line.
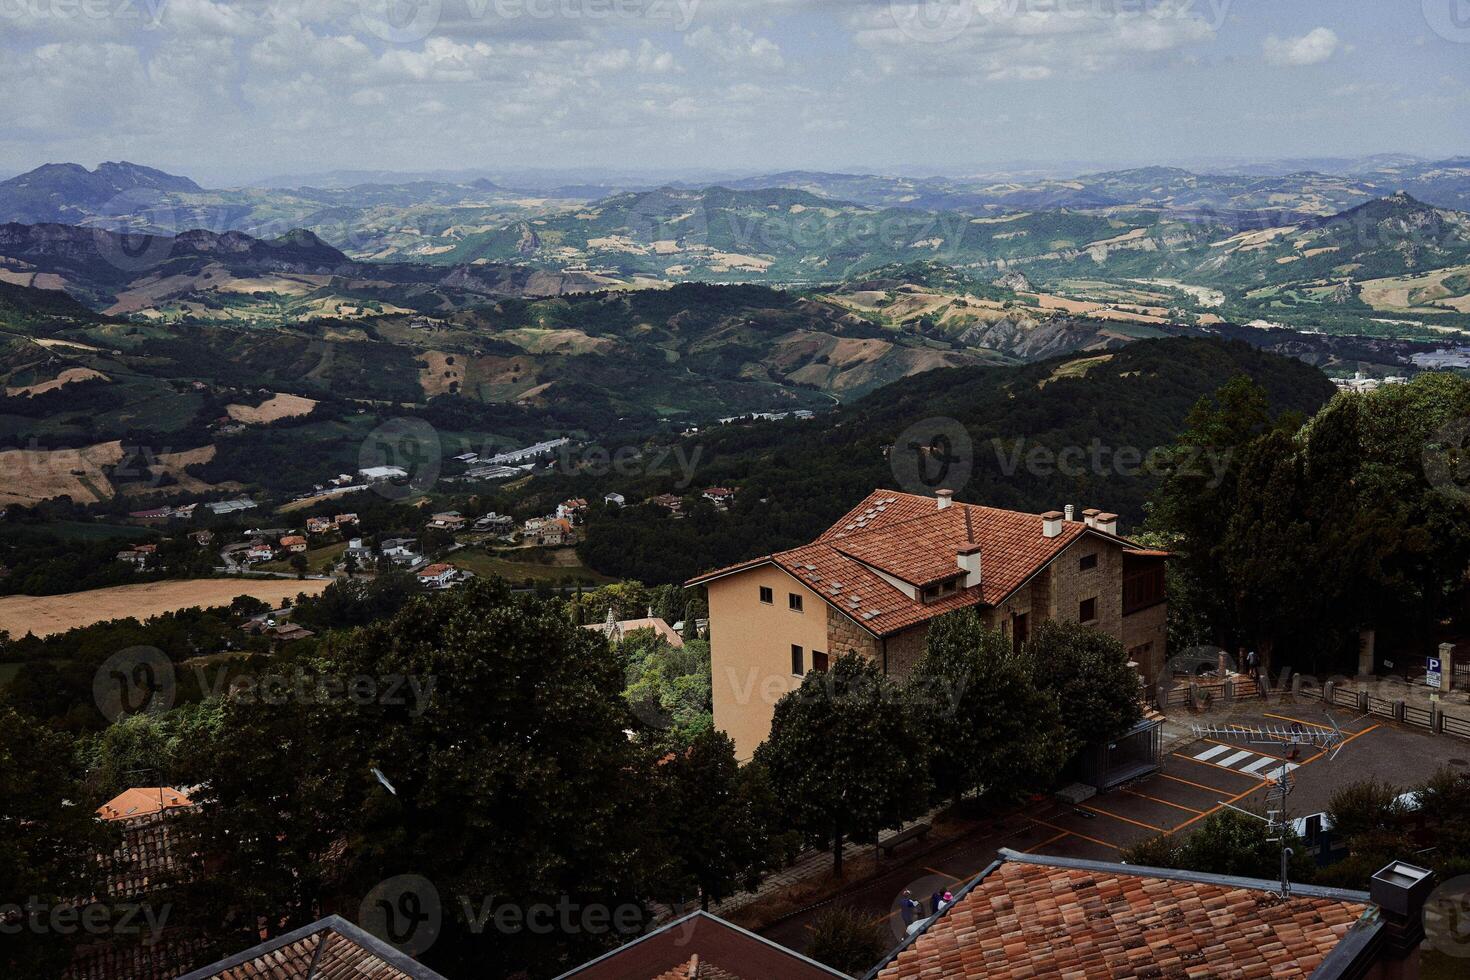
left=574, top=337, right=1337, bottom=584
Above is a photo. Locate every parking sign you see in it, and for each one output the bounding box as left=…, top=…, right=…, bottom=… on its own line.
left=1427, top=657, right=1443, bottom=689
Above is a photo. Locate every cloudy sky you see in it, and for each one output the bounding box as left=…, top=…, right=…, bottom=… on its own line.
left=2, top=0, right=1468, bottom=184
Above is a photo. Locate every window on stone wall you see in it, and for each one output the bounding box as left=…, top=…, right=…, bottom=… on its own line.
left=759, top=586, right=773, bottom=604
left=1079, top=553, right=1098, bottom=571
left=812, top=650, right=829, bottom=672
left=1079, top=597, right=1097, bottom=624
left=791, top=644, right=804, bottom=675
left=789, top=593, right=803, bottom=612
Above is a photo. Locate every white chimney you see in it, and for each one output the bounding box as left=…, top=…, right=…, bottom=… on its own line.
left=1064, top=504, right=1075, bottom=522
left=1095, top=512, right=1118, bottom=535
left=936, top=489, right=953, bottom=510
left=1082, top=508, right=1100, bottom=528
left=957, top=544, right=982, bottom=587
left=1041, top=511, right=1064, bottom=538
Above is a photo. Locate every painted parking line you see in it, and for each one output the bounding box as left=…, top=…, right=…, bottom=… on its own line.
left=1193, top=744, right=1230, bottom=762
left=1159, top=772, right=1240, bottom=794
left=1077, top=804, right=1168, bottom=834
left=1024, top=831, right=1071, bottom=854
left=1031, top=818, right=1121, bottom=852
left=1121, top=787, right=1205, bottom=815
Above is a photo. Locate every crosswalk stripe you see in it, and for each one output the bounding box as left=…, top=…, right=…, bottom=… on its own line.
left=1193, top=744, right=1230, bottom=762
left=1218, top=750, right=1254, bottom=768
left=1240, top=756, right=1279, bottom=775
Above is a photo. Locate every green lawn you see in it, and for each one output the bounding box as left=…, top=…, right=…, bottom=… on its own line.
left=260, top=541, right=347, bottom=574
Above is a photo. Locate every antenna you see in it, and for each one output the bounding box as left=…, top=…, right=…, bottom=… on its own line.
left=1189, top=712, right=1354, bottom=898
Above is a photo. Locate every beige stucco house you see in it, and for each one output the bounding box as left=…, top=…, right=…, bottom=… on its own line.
left=687, top=490, right=1168, bottom=759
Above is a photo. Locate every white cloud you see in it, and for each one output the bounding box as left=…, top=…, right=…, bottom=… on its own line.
left=685, top=25, right=784, bottom=70
left=1263, top=27, right=1340, bottom=67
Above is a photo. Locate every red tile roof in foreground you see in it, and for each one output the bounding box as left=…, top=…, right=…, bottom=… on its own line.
left=97, top=786, right=193, bottom=821
left=688, top=490, right=1136, bottom=636
left=556, top=911, right=847, bottom=980
left=178, top=915, right=448, bottom=980
left=872, top=850, right=1373, bottom=980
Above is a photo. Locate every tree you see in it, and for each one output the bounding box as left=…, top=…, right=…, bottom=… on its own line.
left=0, top=709, right=116, bottom=978
left=653, top=729, right=770, bottom=910
left=755, top=654, right=930, bottom=876
left=175, top=579, right=659, bottom=978
left=1123, top=810, right=1311, bottom=884
left=908, top=610, right=1069, bottom=806
left=806, top=906, right=889, bottom=975
left=1025, top=620, right=1143, bottom=749
left=288, top=553, right=308, bottom=579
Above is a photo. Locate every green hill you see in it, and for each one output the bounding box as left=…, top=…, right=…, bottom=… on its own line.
left=575, top=337, right=1337, bottom=584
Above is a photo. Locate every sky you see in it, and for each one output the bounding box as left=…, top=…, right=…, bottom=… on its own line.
left=2, top=0, right=1468, bottom=185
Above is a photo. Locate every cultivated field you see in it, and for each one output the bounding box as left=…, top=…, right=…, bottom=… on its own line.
left=226, top=392, right=318, bottom=424
left=6, top=367, right=108, bottom=397
left=0, top=440, right=124, bottom=506
left=0, top=578, right=330, bottom=638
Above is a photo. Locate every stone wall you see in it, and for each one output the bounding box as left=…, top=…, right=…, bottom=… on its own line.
left=882, top=624, right=929, bottom=682
left=827, top=606, right=879, bottom=663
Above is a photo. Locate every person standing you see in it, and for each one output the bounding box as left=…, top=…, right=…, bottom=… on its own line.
left=899, top=890, right=920, bottom=926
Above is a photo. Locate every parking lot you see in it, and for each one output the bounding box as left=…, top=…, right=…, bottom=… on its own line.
left=760, top=700, right=1467, bottom=953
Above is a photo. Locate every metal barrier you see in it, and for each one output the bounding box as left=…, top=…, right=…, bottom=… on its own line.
left=1368, top=697, right=1397, bottom=720
left=1444, top=713, right=1470, bottom=740
left=1332, top=686, right=1361, bottom=709
left=1404, top=704, right=1433, bottom=729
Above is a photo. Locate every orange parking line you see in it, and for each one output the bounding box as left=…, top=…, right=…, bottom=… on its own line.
left=1159, top=772, right=1234, bottom=794
left=1032, top=818, right=1120, bottom=851
left=1169, top=778, right=1270, bottom=834
left=1121, top=788, right=1204, bottom=815
left=1077, top=804, right=1167, bottom=834
left=1023, top=831, right=1070, bottom=854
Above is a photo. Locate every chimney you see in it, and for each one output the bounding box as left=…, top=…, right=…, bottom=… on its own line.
left=1095, top=512, right=1118, bottom=535
left=936, top=489, right=953, bottom=510
left=1082, top=508, right=1100, bottom=528
left=957, top=544, right=982, bottom=587
left=1064, top=504, right=1075, bottom=522
left=1041, top=511, right=1064, bottom=538
left=1370, top=861, right=1434, bottom=961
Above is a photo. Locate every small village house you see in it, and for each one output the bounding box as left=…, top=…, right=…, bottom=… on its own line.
left=279, top=534, right=308, bottom=553
left=688, top=490, right=1167, bottom=759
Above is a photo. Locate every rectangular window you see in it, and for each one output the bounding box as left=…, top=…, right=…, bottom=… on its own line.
left=789, top=593, right=803, bottom=612
left=1079, top=553, right=1098, bottom=571
left=1123, top=565, right=1166, bottom=615
left=791, top=644, right=804, bottom=675
left=1013, top=612, right=1029, bottom=653
left=1079, top=597, right=1098, bottom=624
left=812, top=650, right=829, bottom=672
left=759, top=586, right=773, bottom=604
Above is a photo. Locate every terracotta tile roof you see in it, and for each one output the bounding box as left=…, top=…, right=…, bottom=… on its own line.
left=689, top=490, right=1121, bottom=637
left=97, top=787, right=193, bottom=822
left=557, top=911, right=846, bottom=980
left=872, top=851, right=1374, bottom=980
left=178, top=915, right=448, bottom=980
